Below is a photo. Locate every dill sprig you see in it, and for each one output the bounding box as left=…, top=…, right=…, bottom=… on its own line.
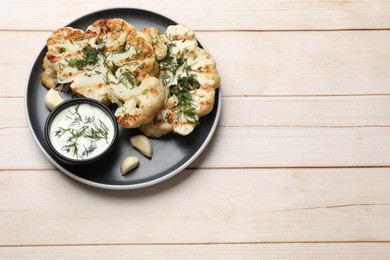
left=169, top=85, right=199, bottom=125
left=68, top=45, right=105, bottom=70
left=177, top=72, right=200, bottom=91
left=122, top=70, right=141, bottom=87
left=83, top=119, right=110, bottom=143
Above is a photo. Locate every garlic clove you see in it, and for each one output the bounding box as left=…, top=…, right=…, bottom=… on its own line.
left=121, top=156, right=139, bottom=175
left=45, top=88, right=64, bottom=110
left=130, top=135, right=153, bottom=158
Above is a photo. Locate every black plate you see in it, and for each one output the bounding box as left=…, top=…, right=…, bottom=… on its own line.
left=25, top=8, right=221, bottom=189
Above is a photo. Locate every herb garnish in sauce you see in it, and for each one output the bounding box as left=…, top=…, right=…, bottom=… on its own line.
left=54, top=104, right=110, bottom=159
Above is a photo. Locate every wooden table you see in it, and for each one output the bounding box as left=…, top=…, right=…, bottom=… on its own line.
left=1, top=0, right=390, bottom=258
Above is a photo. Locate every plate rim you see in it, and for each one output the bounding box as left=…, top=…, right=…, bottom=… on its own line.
left=24, top=7, right=222, bottom=190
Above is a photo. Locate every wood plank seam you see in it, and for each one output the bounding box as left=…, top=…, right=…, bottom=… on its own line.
left=3, top=241, right=390, bottom=248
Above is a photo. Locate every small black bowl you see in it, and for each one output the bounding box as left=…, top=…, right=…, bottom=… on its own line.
left=44, top=98, right=119, bottom=165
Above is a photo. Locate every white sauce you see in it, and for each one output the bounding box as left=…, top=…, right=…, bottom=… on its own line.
left=49, top=103, right=114, bottom=160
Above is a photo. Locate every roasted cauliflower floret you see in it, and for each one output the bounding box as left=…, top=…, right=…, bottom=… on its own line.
left=112, top=69, right=165, bottom=128
left=164, top=94, right=199, bottom=136
left=55, top=51, right=85, bottom=84
left=40, top=66, right=58, bottom=89
left=46, top=27, right=86, bottom=55
left=85, top=18, right=137, bottom=51
left=114, top=87, right=165, bottom=128
left=139, top=119, right=173, bottom=138
left=184, top=47, right=220, bottom=89
left=69, top=57, right=111, bottom=105
left=41, top=55, right=59, bottom=89
left=191, top=85, right=216, bottom=117
left=172, top=115, right=198, bottom=136
left=163, top=25, right=198, bottom=55
left=140, top=27, right=168, bottom=61
left=107, top=36, right=155, bottom=73
left=165, top=24, right=196, bottom=41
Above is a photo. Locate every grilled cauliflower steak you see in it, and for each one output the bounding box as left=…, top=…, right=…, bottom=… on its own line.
left=41, top=21, right=219, bottom=137
left=41, top=27, right=87, bottom=89
left=140, top=25, right=220, bottom=138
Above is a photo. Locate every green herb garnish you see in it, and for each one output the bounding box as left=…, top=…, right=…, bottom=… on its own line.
left=54, top=105, right=110, bottom=159
left=169, top=85, right=199, bottom=126
left=121, top=69, right=141, bottom=87
left=68, top=45, right=105, bottom=69
left=177, top=73, right=200, bottom=91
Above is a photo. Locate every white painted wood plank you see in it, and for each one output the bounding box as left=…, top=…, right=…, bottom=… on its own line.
left=203, top=30, right=390, bottom=96
left=2, top=126, right=390, bottom=169
left=2, top=243, right=390, bottom=259
left=5, top=30, right=390, bottom=97
left=1, top=168, right=390, bottom=245
left=193, top=126, right=390, bottom=168
left=220, top=96, right=390, bottom=127
left=1, top=0, right=390, bottom=30
left=6, top=96, right=390, bottom=129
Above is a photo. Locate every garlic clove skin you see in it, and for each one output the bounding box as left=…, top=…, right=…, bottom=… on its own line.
left=130, top=135, right=153, bottom=158
left=45, top=88, right=64, bottom=110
